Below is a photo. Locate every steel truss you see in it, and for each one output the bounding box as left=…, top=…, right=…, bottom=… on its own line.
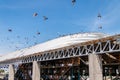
left=0, top=35, right=120, bottom=67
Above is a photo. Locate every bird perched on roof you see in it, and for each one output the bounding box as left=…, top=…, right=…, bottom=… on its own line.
left=33, top=13, right=38, bottom=17
left=72, top=0, right=76, bottom=5
left=43, top=16, right=48, bottom=21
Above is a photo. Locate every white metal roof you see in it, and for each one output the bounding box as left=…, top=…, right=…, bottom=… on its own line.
left=0, top=32, right=109, bottom=62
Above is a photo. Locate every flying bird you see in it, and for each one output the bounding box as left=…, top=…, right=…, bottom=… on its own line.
left=8, top=29, right=12, bottom=32
left=37, top=32, right=40, bottom=35
left=17, top=36, right=20, bottom=38
left=6, top=37, right=10, bottom=40
left=33, top=35, right=36, bottom=38
left=72, top=0, right=76, bottom=5
left=34, top=42, right=37, bottom=45
left=98, top=26, right=102, bottom=29
left=43, top=16, right=48, bottom=21
left=97, top=13, right=102, bottom=19
left=33, top=13, right=38, bottom=17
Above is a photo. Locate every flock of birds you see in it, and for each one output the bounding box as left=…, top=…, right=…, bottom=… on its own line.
left=97, top=13, right=102, bottom=29
left=1, top=0, right=103, bottom=51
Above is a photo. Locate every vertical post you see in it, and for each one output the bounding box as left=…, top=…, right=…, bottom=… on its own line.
left=71, top=66, right=74, bottom=80
left=109, top=68, right=112, bottom=80
left=118, top=65, right=120, bottom=74
left=104, top=67, right=107, bottom=80
left=78, top=69, right=80, bottom=80
left=32, top=61, right=40, bottom=80
left=8, top=64, right=14, bottom=80
left=89, top=54, right=103, bottom=80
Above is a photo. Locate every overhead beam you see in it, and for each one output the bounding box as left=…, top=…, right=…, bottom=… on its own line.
left=105, top=53, right=117, bottom=60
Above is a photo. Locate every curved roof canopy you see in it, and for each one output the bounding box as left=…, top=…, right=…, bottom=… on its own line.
left=0, top=32, right=109, bottom=62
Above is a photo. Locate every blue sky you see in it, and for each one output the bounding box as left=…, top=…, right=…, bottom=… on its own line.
left=0, top=0, right=120, bottom=54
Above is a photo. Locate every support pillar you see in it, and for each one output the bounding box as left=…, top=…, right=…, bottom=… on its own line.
left=8, top=64, right=14, bottom=80
left=71, top=66, right=74, bottom=80
left=118, top=65, right=120, bottom=74
left=78, top=70, right=80, bottom=80
left=32, top=61, right=40, bottom=80
left=89, top=54, right=103, bottom=80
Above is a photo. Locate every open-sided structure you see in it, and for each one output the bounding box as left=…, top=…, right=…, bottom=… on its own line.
left=0, top=32, right=120, bottom=80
